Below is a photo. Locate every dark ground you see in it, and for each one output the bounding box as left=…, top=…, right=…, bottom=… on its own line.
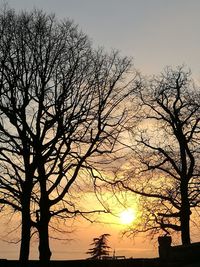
left=0, top=258, right=199, bottom=267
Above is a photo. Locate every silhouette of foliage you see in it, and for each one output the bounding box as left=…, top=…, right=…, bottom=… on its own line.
left=0, top=6, right=139, bottom=264
left=115, top=67, right=200, bottom=245
left=87, top=234, right=111, bottom=259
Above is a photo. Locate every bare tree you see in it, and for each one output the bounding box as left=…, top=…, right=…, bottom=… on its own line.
left=116, top=67, right=200, bottom=245
left=86, top=234, right=111, bottom=259
left=0, top=7, right=138, bottom=264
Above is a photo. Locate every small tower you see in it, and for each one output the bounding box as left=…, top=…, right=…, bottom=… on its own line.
left=113, top=249, right=116, bottom=259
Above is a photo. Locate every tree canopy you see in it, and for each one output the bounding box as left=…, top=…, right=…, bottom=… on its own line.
left=0, top=7, right=138, bottom=263
left=115, top=67, right=200, bottom=245
left=87, top=234, right=111, bottom=259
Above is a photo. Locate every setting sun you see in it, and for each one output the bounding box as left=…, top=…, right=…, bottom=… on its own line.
left=119, top=208, right=136, bottom=225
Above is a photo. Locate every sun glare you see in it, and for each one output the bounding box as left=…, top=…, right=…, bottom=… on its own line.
left=119, top=208, right=136, bottom=225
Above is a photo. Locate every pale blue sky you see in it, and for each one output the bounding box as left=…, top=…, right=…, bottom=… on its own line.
left=6, top=0, right=200, bottom=78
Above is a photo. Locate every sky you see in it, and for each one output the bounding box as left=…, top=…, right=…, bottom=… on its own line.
left=7, top=0, right=200, bottom=78
left=1, top=0, right=200, bottom=260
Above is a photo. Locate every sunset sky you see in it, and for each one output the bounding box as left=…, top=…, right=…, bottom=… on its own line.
left=1, top=0, right=200, bottom=260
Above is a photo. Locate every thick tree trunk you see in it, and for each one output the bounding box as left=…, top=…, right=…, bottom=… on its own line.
left=38, top=220, right=51, bottom=263
left=38, top=179, right=51, bottom=263
left=37, top=154, right=52, bottom=263
left=180, top=212, right=190, bottom=245
left=179, top=134, right=191, bottom=245
left=180, top=182, right=191, bottom=245
left=19, top=195, right=31, bottom=265
left=180, top=204, right=191, bottom=244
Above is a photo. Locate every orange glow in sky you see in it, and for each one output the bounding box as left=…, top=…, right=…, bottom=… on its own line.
left=1, top=0, right=200, bottom=261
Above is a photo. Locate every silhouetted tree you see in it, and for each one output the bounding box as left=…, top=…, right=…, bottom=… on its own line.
left=87, top=234, right=111, bottom=259
left=0, top=7, right=138, bottom=264
left=116, top=67, right=200, bottom=245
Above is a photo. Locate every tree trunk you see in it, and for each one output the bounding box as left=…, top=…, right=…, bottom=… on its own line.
left=19, top=195, right=31, bottom=266
left=180, top=206, right=191, bottom=244
left=38, top=220, right=51, bottom=263
left=179, top=134, right=191, bottom=245
left=180, top=215, right=190, bottom=244
left=38, top=179, right=51, bottom=263
left=180, top=182, right=191, bottom=245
